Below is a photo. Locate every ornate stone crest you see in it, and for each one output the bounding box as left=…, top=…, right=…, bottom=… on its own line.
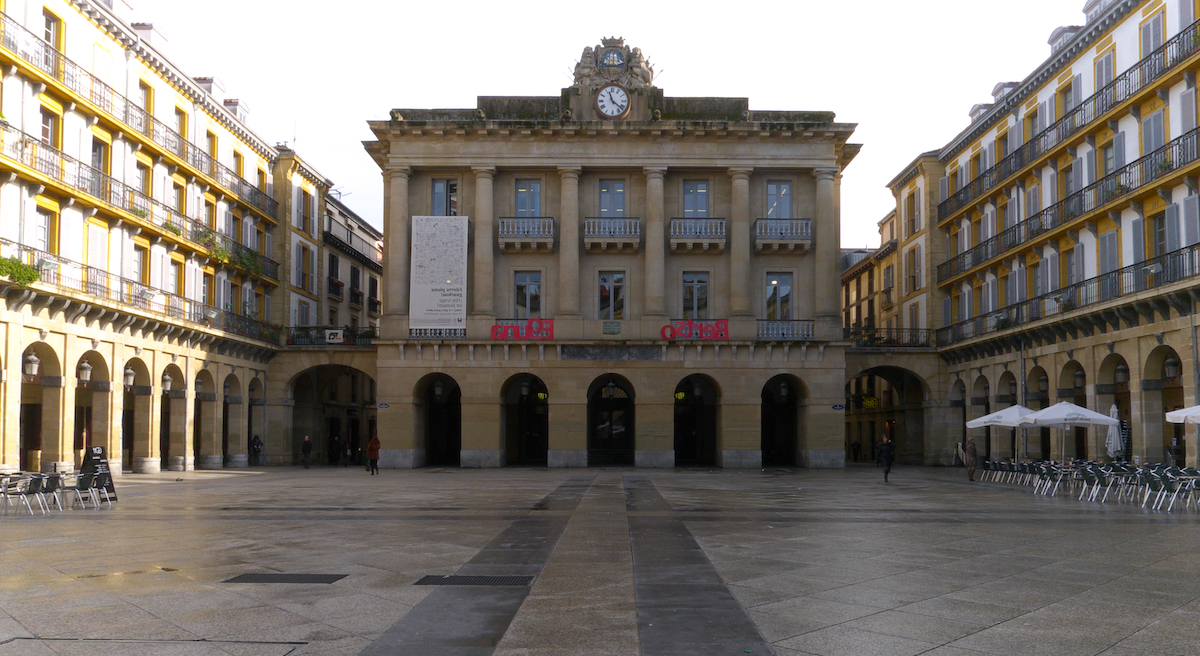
left=573, top=37, right=654, bottom=89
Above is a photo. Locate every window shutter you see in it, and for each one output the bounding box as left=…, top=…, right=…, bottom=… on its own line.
left=1114, top=132, right=1126, bottom=168
left=1027, top=184, right=1040, bottom=219
left=309, top=250, right=317, bottom=293
left=1048, top=171, right=1058, bottom=205
left=903, top=254, right=909, bottom=295
left=1047, top=96, right=1057, bottom=128
left=1038, top=102, right=1048, bottom=134
left=264, top=292, right=271, bottom=322
left=991, top=279, right=1000, bottom=311
left=1184, top=0, right=1195, bottom=27
left=1086, top=150, right=1096, bottom=186
left=1017, top=266, right=1027, bottom=301
left=1073, top=242, right=1085, bottom=282
left=915, top=244, right=923, bottom=288
left=939, top=176, right=949, bottom=202
left=1071, top=75, right=1082, bottom=111
left=1141, top=20, right=1153, bottom=58
left=1071, top=160, right=1083, bottom=195
left=943, top=297, right=952, bottom=327
left=1166, top=203, right=1181, bottom=252
left=1182, top=87, right=1197, bottom=133
left=294, top=242, right=302, bottom=283
left=1132, top=218, right=1144, bottom=263
left=1016, top=120, right=1025, bottom=145
left=264, top=232, right=272, bottom=258
left=1184, top=194, right=1200, bottom=246
left=914, top=192, right=921, bottom=230
left=1047, top=253, right=1059, bottom=291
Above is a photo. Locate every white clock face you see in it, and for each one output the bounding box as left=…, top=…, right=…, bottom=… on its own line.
left=596, top=85, right=630, bottom=118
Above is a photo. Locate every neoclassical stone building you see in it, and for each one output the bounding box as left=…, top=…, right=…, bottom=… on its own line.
left=366, top=39, right=859, bottom=468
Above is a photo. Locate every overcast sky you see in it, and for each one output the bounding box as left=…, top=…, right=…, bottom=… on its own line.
left=128, top=0, right=1087, bottom=248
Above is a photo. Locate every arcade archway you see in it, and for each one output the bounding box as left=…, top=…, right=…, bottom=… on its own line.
left=1145, top=346, right=1185, bottom=466
left=674, top=375, right=719, bottom=467
left=20, top=344, right=62, bottom=473
left=291, top=365, right=379, bottom=467
left=588, top=374, right=634, bottom=466
left=761, top=375, right=804, bottom=467
left=502, top=374, right=549, bottom=466
left=72, top=352, right=110, bottom=471
left=846, top=366, right=929, bottom=465
left=415, top=373, right=461, bottom=467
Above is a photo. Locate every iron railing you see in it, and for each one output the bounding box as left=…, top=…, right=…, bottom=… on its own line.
left=880, top=290, right=895, bottom=310
left=756, top=320, right=815, bottom=341
left=0, top=11, right=278, bottom=219
left=938, top=126, right=1200, bottom=281
left=671, top=218, right=726, bottom=239
left=408, top=328, right=466, bottom=339
left=0, top=120, right=278, bottom=280
left=754, top=219, right=812, bottom=240
left=327, top=277, right=344, bottom=298
left=844, top=327, right=933, bottom=348
left=0, top=238, right=278, bottom=343
left=584, top=217, right=640, bottom=239
left=349, top=288, right=364, bottom=307
left=498, top=218, right=555, bottom=238
left=938, top=242, right=1200, bottom=345
left=939, top=15, right=1200, bottom=220
left=286, top=326, right=376, bottom=346
left=369, top=297, right=382, bottom=314
left=324, top=215, right=382, bottom=270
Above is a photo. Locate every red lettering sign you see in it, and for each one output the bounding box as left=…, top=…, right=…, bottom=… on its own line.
left=491, top=318, right=554, bottom=340
left=661, top=319, right=728, bottom=341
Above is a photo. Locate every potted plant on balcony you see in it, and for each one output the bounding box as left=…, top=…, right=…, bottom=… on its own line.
left=994, top=317, right=1014, bottom=330
left=1156, top=159, right=1174, bottom=174
left=0, top=256, right=40, bottom=286
left=162, top=222, right=182, bottom=237
left=209, top=244, right=231, bottom=263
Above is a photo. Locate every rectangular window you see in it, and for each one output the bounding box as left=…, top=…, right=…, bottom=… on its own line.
left=39, top=109, right=59, bottom=148
left=169, top=260, right=183, bottom=295
left=232, top=152, right=244, bottom=177
left=682, top=271, right=709, bottom=319
left=906, top=192, right=917, bottom=236
left=136, top=162, right=152, bottom=196
left=599, top=180, right=625, bottom=216
left=368, top=276, right=379, bottom=301
left=1141, top=12, right=1165, bottom=58
left=432, top=180, right=458, bottom=216
left=133, top=245, right=148, bottom=284
left=350, top=266, right=361, bottom=291
left=766, top=181, right=792, bottom=219
left=205, top=131, right=217, bottom=157
left=174, top=107, right=187, bottom=137
left=34, top=207, right=55, bottom=253
left=298, top=300, right=311, bottom=326
left=598, top=271, right=625, bottom=320
left=301, top=191, right=312, bottom=232
left=1095, top=51, right=1114, bottom=89
left=329, top=308, right=338, bottom=325
left=173, top=183, right=185, bottom=214
left=1143, top=109, right=1166, bottom=154
left=138, top=81, right=153, bottom=113
left=43, top=10, right=61, bottom=48
left=683, top=181, right=709, bottom=218
left=1102, top=143, right=1115, bottom=176
left=515, top=179, right=541, bottom=217
left=1099, top=229, right=1119, bottom=274
left=1153, top=211, right=1168, bottom=256
left=328, top=253, right=339, bottom=281
left=765, top=273, right=792, bottom=320
left=909, top=302, right=920, bottom=330
left=1066, top=249, right=1078, bottom=286
left=514, top=271, right=541, bottom=319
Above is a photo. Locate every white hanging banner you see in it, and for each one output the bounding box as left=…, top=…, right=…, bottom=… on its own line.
left=409, top=215, right=469, bottom=330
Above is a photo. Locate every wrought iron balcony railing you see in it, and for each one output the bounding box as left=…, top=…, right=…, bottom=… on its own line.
left=323, top=216, right=382, bottom=272
left=756, top=320, right=815, bottom=341
left=939, top=15, right=1200, bottom=221
left=369, top=297, right=382, bottom=315
left=844, top=327, right=933, bottom=348
left=0, top=237, right=279, bottom=344
left=286, top=325, right=376, bottom=346
left=327, top=277, right=344, bottom=298
left=0, top=11, right=278, bottom=219
left=938, top=126, right=1200, bottom=282
left=938, top=241, right=1200, bottom=346
left=189, top=224, right=279, bottom=280
left=349, top=288, right=364, bottom=307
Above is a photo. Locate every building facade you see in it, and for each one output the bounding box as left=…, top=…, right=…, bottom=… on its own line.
left=366, top=39, right=859, bottom=468
left=849, top=0, right=1200, bottom=468
left=0, top=0, right=375, bottom=474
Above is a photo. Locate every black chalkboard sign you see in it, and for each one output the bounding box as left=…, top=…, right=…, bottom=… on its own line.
left=80, top=446, right=117, bottom=501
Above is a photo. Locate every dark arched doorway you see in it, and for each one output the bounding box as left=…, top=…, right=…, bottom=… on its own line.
left=674, top=375, right=718, bottom=467
left=503, top=374, right=549, bottom=466
left=422, top=374, right=462, bottom=467
left=761, top=375, right=800, bottom=466
left=588, top=375, right=634, bottom=466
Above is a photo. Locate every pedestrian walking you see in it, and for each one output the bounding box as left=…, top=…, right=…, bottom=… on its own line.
left=965, top=438, right=978, bottom=482
left=301, top=435, right=313, bottom=469
left=367, top=435, right=381, bottom=475
left=851, top=440, right=861, bottom=463
left=879, top=435, right=894, bottom=482
left=250, top=435, right=263, bottom=466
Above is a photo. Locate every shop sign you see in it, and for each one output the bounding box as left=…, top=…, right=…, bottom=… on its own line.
left=832, top=404, right=846, bottom=410
left=492, top=318, right=555, bottom=340
left=325, top=329, right=344, bottom=344
left=660, top=319, right=728, bottom=341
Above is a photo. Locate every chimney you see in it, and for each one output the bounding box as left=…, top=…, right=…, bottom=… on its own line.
left=224, top=99, right=249, bottom=123
left=192, top=76, right=225, bottom=97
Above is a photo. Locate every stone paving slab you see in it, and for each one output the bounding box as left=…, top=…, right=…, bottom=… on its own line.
left=0, top=465, right=1198, bottom=655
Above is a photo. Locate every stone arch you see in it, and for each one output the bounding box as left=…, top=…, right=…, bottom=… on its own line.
left=222, top=373, right=246, bottom=468
left=587, top=374, right=635, bottom=466
left=413, top=373, right=461, bottom=467
left=121, top=357, right=154, bottom=472
left=247, top=375, right=266, bottom=465
left=72, top=350, right=111, bottom=471
left=761, top=373, right=806, bottom=467
left=289, top=364, right=379, bottom=467
left=845, top=365, right=932, bottom=465
left=1059, top=360, right=1090, bottom=460
left=159, top=363, right=188, bottom=471
left=1145, top=345, right=1185, bottom=465
left=1026, top=365, right=1051, bottom=459
left=500, top=373, right=549, bottom=466
left=20, top=342, right=63, bottom=473
left=1096, top=353, right=1131, bottom=462
left=968, top=375, right=992, bottom=460
left=995, top=369, right=1020, bottom=460
left=674, top=374, right=720, bottom=467
left=194, top=369, right=219, bottom=469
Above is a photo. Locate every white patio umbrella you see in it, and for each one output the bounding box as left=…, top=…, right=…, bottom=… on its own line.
left=966, top=404, right=1035, bottom=428
left=1019, top=402, right=1119, bottom=461
left=1105, top=404, right=1122, bottom=458
left=1165, top=405, right=1200, bottom=425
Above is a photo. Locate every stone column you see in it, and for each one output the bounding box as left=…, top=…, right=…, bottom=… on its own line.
left=385, top=167, right=411, bottom=316
left=196, top=391, right=222, bottom=469
left=814, top=168, right=840, bottom=320
left=643, top=167, right=667, bottom=317
left=40, top=377, right=72, bottom=473
left=558, top=166, right=582, bottom=316
left=224, top=395, right=247, bottom=467
left=473, top=167, right=496, bottom=317
left=0, top=353, right=21, bottom=474
left=728, top=168, right=753, bottom=317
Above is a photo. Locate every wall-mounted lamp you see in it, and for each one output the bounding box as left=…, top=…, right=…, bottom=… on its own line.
left=521, top=381, right=530, bottom=398
left=23, top=352, right=40, bottom=377
left=606, top=378, right=617, bottom=399
left=195, top=379, right=204, bottom=394
left=674, top=391, right=686, bottom=401
left=433, top=379, right=444, bottom=400
left=162, top=372, right=173, bottom=392
left=1115, top=363, right=1129, bottom=384
left=1164, top=356, right=1181, bottom=380
left=124, top=365, right=136, bottom=387
left=77, top=358, right=92, bottom=383
left=1073, top=369, right=1085, bottom=389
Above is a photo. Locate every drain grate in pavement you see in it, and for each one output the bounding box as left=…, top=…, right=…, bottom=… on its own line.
left=414, top=574, right=534, bottom=586
left=223, top=573, right=347, bottom=584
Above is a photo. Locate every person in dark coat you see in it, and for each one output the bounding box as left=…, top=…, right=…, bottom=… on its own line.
left=301, top=435, right=313, bottom=469
left=965, top=438, right=978, bottom=482
left=367, top=436, right=381, bottom=475
left=879, top=435, right=894, bottom=482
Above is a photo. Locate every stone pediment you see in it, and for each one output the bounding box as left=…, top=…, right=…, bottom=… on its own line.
left=573, top=37, right=654, bottom=90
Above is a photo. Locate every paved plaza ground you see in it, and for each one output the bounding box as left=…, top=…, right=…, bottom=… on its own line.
left=1, top=464, right=1199, bottom=656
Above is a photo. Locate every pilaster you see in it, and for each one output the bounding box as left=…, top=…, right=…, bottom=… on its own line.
left=473, top=166, right=496, bottom=318
left=643, top=167, right=667, bottom=317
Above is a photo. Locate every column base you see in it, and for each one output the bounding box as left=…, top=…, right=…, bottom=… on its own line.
left=635, top=450, right=675, bottom=468
left=717, top=450, right=762, bottom=468
left=40, top=461, right=75, bottom=474
left=548, top=449, right=587, bottom=468
left=133, top=457, right=160, bottom=474
left=380, top=448, right=424, bottom=469
left=799, top=449, right=845, bottom=469
left=0, top=464, right=18, bottom=475
left=197, top=455, right=224, bottom=470
left=224, top=454, right=249, bottom=468
left=461, top=449, right=504, bottom=468
left=167, top=456, right=188, bottom=472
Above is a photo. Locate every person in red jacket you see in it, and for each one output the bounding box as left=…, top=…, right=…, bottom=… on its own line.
left=367, top=435, right=381, bottom=475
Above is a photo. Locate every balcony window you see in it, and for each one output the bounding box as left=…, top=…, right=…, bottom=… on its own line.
left=350, top=266, right=361, bottom=291
left=516, top=180, right=542, bottom=217
left=683, top=181, right=709, bottom=218
left=39, top=109, right=59, bottom=148
left=598, top=271, right=625, bottom=320
left=515, top=271, right=541, bottom=319
left=766, top=182, right=791, bottom=219
left=328, top=253, right=339, bottom=281
left=1143, top=109, right=1166, bottom=155
left=33, top=207, right=56, bottom=254
left=433, top=180, right=458, bottom=216
left=600, top=180, right=625, bottom=216
left=1140, top=11, right=1164, bottom=58
left=682, top=271, right=709, bottom=319
left=1095, top=50, right=1114, bottom=89
left=765, top=273, right=792, bottom=320
left=137, top=163, right=152, bottom=196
